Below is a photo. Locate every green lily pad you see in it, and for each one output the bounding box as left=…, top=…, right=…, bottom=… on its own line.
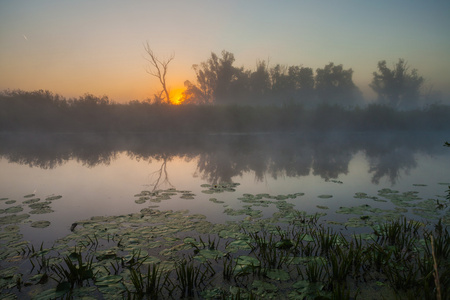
left=252, top=280, right=278, bottom=295
left=24, top=194, right=35, bottom=198
left=5, top=200, right=16, bottom=204
left=32, top=287, right=69, bottom=300
left=95, top=250, right=117, bottom=261
left=31, top=220, right=51, bottom=228
left=316, top=205, right=329, bottom=210
left=141, top=256, right=161, bottom=265
left=4, top=206, right=23, bottom=213
left=318, top=195, right=333, bottom=199
left=226, top=239, right=252, bottom=251
left=45, top=195, right=62, bottom=201
left=134, top=198, right=147, bottom=204
left=236, top=255, right=260, bottom=267
left=266, top=269, right=290, bottom=281
left=0, top=213, right=30, bottom=225
left=209, top=198, right=225, bottom=204
left=95, top=275, right=123, bottom=286
left=23, top=198, right=40, bottom=204
left=354, top=192, right=368, bottom=199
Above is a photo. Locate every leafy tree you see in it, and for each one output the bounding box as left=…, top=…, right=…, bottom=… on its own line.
left=249, top=60, right=271, bottom=100
left=269, top=64, right=315, bottom=105
left=181, top=80, right=208, bottom=104
left=270, top=64, right=291, bottom=93
left=188, top=50, right=249, bottom=104
left=315, top=63, right=361, bottom=106
left=370, top=59, right=424, bottom=108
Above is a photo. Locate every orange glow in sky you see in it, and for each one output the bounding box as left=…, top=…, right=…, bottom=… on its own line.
left=169, top=88, right=186, bottom=105
left=1, top=1, right=449, bottom=103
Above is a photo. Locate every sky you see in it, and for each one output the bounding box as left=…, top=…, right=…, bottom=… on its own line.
left=1, top=0, right=449, bottom=103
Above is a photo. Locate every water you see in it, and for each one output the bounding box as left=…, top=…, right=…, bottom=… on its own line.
left=0, top=132, right=449, bottom=247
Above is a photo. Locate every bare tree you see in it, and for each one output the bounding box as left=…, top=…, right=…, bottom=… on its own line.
left=144, top=42, right=174, bottom=104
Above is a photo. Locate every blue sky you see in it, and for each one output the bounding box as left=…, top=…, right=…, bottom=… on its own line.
left=1, top=0, right=449, bottom=102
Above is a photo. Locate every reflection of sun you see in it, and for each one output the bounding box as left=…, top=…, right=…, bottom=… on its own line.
left=170, top=88, right=185, bottom=105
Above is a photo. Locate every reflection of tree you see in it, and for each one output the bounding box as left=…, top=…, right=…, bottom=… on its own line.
left=311, top=138, right=355, bottom=181
left=266, top=144, right=313, bottom=180
left=196, top=152, right=247, bottom=184
left=367, top=148, right=417, bottom=185
left=147, top=155, right=174, bottom=192
left=1, top=132, right=445, bottom=186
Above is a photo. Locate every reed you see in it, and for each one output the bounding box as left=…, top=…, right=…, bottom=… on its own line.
left=222, top=255, right=239, bottom=281
left=325, top=247, right=352, bottom=284
left=304, top=260, right=327, bottom=283
left=129, top=263, right=169, bottom=299
left=51, top=248, right=96, bottom=289
left=174, top=259, right=212, bottom=298
left=431, top=235, right=442, bottom=300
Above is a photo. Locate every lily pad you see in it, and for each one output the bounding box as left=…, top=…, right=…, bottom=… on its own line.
left=266, top=269, right=290, bottom=281
left=236, top=255, right=260, bottom=267
left=23, top=198, right=40, bottom=204
left=252, top=280, right=278, bottom=296
left=0, top=213, right=30, bottom=225
left=31, top=220, right=51, bottom=228
left=209, top=198, right=225, bottom=204
left=318, top=195, right=333, bottom=199
left=134, top=198, right=147, bottom=204
left=95, top=275, right=123, bottom=286
left=4, top=206, right=23, bottom=213
left=316, top=205, right=329, bottom=210
left=45, top=195, right=62, bottom=201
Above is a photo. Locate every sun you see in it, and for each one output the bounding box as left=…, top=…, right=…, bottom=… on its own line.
left=169, top=88, right=186, bottom=105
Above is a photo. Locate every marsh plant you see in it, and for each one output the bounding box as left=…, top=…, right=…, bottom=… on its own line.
left=1, top=206, right=449, bottom=299
left=174, top=258, right=215, bottom=298
left=128, top=263, right=169, bottom=299
left=51, top=249, right=96, bottom=290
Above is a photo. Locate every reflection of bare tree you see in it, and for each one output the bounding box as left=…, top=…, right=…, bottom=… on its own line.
left=1, top=132, right=446, bottom=187
left=147, top=155, right=174, bottom=192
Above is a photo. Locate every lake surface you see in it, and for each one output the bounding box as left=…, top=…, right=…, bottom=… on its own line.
left=1, top=131, right=449, bottom=248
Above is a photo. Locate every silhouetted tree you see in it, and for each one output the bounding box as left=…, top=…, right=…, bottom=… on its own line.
left=249, top=60, right=271, bottom=101
left=188, top=50, right=249, bottom=104
left=289, top=66, right=315, bottom=92
left=315, top=63, right=361, bottom=106
left=181, top=80, right=208, bottom=104
left=143, top=42, right=174, bottom=104
left=370, top=59, right=424, bottom=109
left=269, top=64, right=315, bottom=105
left=270, top=64, right=291, bottom=93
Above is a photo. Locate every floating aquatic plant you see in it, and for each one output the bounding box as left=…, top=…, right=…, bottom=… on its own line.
left=30, top=220, right=51, bottom=228
left=2, top=185, right=450, bottom=299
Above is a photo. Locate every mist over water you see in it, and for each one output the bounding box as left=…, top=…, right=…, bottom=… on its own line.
left=1, top=132, right=447, bottom=185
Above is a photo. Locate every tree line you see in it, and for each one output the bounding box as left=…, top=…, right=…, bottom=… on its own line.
left=145, top=49, right=432, bottom=109
left=1, top=89, right=449, bottom=133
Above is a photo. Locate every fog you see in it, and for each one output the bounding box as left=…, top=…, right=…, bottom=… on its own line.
left=1, top=89, right=450, bottom=134
left=1, top=132, right=448, bottom=185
